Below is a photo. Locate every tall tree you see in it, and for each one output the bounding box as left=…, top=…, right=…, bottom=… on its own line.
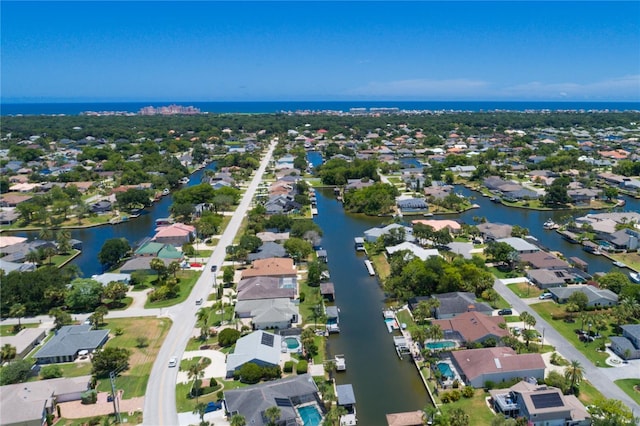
left=9, top=303, right=26, bottom=330
left=1, top=344, right=17, bottom=364
left=264, top=406, right=281, bottom=426
left=564, top=360, right=584, bottom=394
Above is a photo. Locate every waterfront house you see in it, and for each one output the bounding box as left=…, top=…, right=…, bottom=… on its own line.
left=385, top=410, right=424, bottom=426
left=489, top=380, right=591, bottom=426
left=496, top=237, right=540, bottom=254
left=134, top=241, right=183, bottom=260
left=0, top=193, right=33, bottom=207
left=236, top=276, right=296, bottom=301
left=34, top=325, right=109, bottom=364
left=567, top=188, right=601, bottom=205
left=386, top=242, right=440, bottom=261
left=0, top=258, right=37, bottom=273
left=450, top=347, right=545, bottom=388
left=396, top=197, right=429, bottom=214
left=364, top=223, right=414, bottom=243
left=225, top=330, right=283, bottom=377
left=519, top=251, right=570, bottom=270
left=256, top=231, right=290, bottom=243
left=432, top=311, right=508, bottom=345
left=610, top=324, right=640, bottom=360
left=527, top=269, right=574, bottom=289
left=152, top=222, right=196, bottom=246
left=247, top=242, right=287, bottom=262
left=411, top=219, right=462, bottom=234
left=604, top=228, right=640, bottom=251
left=241, top=257, right=297, bottom=281
left=90, top=272, right=131, bottom=286
left=477, top=222, right=513, bottom=241
left=427, top=292, right=493, bottom=319
left=547, top=285, right=618, bottom=308
left=0, top=376, right=91, bottom=426
left=0, top=327, right=46, bottom=360
left=234, top=298, right=299, bottom=330
left=119, top=256, right=174, bottom=274
left=89, top=200, right=112, bottom=213
left=224, top=374, right=323, bottom=426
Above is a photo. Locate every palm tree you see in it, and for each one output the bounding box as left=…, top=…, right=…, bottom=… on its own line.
left=410, top=326, right=428, bottom=350
left=264, top=406, right=281, bottom=426
left=1, top=344, right=17, bottom=364
left=43, top=246, right=57, bottom=265
left=196, top=308, right=209, bottom=341
left=25, top=250, right=41, bottom=266
left=193, top=402, right=207, bottom=426
left=323, top=405, right=347, bottom=426
left=56, top=229, right=72, bottom=254
left=38, top=226, right=53, bottom=241
left=188, top=361, right=206, bottom=403
left=230, top=414, right=247, bottom=426
left=9, top=303, right=26, bottom=331
left=565, top=360, right=584, bottom=394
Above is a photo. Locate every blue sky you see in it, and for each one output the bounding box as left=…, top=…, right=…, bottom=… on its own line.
left=2, top=1, right=639, bottom=102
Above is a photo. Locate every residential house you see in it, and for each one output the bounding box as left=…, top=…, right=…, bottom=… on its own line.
left=411, top=219, right=462, bottom=234
left=547, top=285, right=618, bottom=308
left=450, top=347, right=545, bottom=388
left=477, top=222, right=513, bottom=241
left=0, top=239, right=57, bottom=263
left=90, top=273, right=131, bottom=286
left=364, top=223, right=414, bottom=243
left=134, top=241, right=183, bottom=260
left=605, top=228, right=640, bottom=251
left=385, top=242, right=440, bottom=261
left=0, top=193, right=33, bottom=207
left=89, top=200, right=112, bottom=213
left=0, top=328, right=46, bottom=359
left=568, top=188, right=601, bottom=205
left=610, top=324, right=640, bottom=360
left=432, top=311, right=508, bottom=345
left=34, top=325, right=109, bottom=364
left=397, top=198, right=429, bottom=214
left=152, top=222, right=196, bottom=246
left=386, top=411, right=425, bottom=426
left=119, top=256, right=174, bottom=274
left=0, top=376, right=91, bottom=426
left=489, top=380, right=591, bottom=426
left=234, top=298, right=299, bottom=330
left=519, top=251, right=570, bottom=270
left=527, top=269, right=575, bottom=289
left=256, top=231, right=290, bottom=243
left=264, top=194, right=302, bottom=215
left=236, top=276, right=296, bottom=301
left=241, top=257, right=297, bottom=282
left=225, top=330, right=283, bottom=377
left=0, top=258, right=37, bottom=273
left=247, top=242, right=287, bottom=262
left=224, top=374, right=322, bottom=426
left=416, top=292, right=493, bottom=319
left=345, top=179, right=374, bottom=191
left=496, top=237, right=540, bottom=254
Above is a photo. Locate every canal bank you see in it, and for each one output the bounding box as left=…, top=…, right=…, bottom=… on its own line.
left=7, top=161, right=217, bottom=276
left=312, top=187, right=431, bottom=424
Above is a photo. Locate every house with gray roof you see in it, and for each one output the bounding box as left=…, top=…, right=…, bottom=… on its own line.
left=610, top=324, right=640, bottom=360
left=225, top=330, right=283, bottom=377
left=364, top=223, right=414, bottom=243
left=234, top=298, right=299, bottom=330
left=547, top=285, right=618, bottom=308
left=427, top=292, right=493, bottom=319
left=224, top=374, right=322, bottom=426
left=236, top=277, right=296, bottom=301
left=34, top=325, right=109, bottom=364
left=0, top=327, right=46, bottom=360
left=477, top=222, right=513, bottom=241
left=247, top=242, right=287, bottom=262
left=0, top=375, right=91, bottom=426
left=527, top=269, right=574, bottom=289
left=605, top=228, right=640, bottom=251
left=90, top=273, right=131, bottom=286
left=397, top=198, right=429, bottom=214
left=496, top=237, right=540, bottom=254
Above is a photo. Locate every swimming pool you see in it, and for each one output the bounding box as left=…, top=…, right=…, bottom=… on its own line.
left=437, top=362, right=454, bottom=380
left=283, top=336, right=301, bottom=351
left=298, top=404, right=323, bottom=426
left=426, top=340, right=456, bottom=350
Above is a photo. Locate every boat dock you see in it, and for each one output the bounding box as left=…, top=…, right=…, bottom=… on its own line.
left=354, top=237, right=365, bottom=251
left=336, top=384, right=357, bottom=425
left=364, top=259, right=375, bottom=276
left=383, top=310, right=400, bottom=333
left=393, top=336, right=411, bottom=359
left=334, top=354, right=346, bottom=371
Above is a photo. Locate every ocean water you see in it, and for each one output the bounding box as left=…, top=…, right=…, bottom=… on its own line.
left=1, top=100, right=639, bottom=116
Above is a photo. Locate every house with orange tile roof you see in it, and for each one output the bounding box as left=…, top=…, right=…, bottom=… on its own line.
left=411, top=219, right=461, bottom=233
left=152, top=222, right=195, bottom=246
left=432, top=311, right=508, bottom=345
left=240, top=257, right=297, bottom=281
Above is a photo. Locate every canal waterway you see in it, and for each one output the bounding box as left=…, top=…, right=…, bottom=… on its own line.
left=9, top=161, right=217, bottom=276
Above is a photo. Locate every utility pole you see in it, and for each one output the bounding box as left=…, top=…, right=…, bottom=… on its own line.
left=109, top=371, right=121, bottom=423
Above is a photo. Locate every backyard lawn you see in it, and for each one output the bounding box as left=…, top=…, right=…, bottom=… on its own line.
left=144, top=270, right=200, bottom=309
left=94, top=317, right=172, bottom=398
left=0, top=323, right=39, bottom=336
left=530, top=302, right=611, bottom=367
left=507, top=282, right=544, bottom=299
left=370, top=253, right=390, bottom=281
left=440, top=388, right=497, bottom=424
left=608, top=252, right=640, bottom=271
left=615, top=379, right=640, bottom=405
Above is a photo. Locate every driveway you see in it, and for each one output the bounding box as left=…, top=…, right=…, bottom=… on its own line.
left=494, top=277, right=640, bottom=413
left=177, top=349, right=228, bottom=382
left=58, top=391, right=144, bottom=419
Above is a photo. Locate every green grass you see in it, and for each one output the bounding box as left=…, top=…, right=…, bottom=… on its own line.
left=50, top=249, right=81, bottom=267
left=503, top=315, right=521, bottom=323
left=396, top=309, right=416, bottom=329
left=369, top=253, right=390, bottom=281
left=488, top=266, right=524, bottom=279
left=507, top=282, right=544, bottom=299
left=92, top=317, right=171, bottom=398
left=144, top=270, right=200, bottom=309
left=55, top=361, right=94, bottom=378
left=530, top=302, right=611, bottom=367
left=298, top=280, right=325, bottom=327
left=484, top=293, right=510, bottom=310
left=107, top=296, right=133, bottom=311
left=608, top=252, right=640, bottom=271
left=186, top=336, right=218, bottom=351
left=439, top=388, right=497, bottom=424
left=57, top=412, right=142, bottom=426
left=578, top=380, right=606, bottom=406
left=0, top=323, right=39, bottom=336
left=615, top=379, right=640, bottom=405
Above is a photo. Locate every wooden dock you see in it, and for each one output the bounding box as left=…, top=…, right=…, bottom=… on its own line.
left=364, top=259, right=375, bottom=276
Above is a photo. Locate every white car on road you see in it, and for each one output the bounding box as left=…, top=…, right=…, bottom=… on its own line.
left=168, top=357, right=178, bottom=368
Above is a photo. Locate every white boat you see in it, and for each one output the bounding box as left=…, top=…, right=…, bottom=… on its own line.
left=630, top=272, right=640, bottom=284
left=543, top=219, right=559, bottom=230
left=179, top=177, right=190, bottom=185
left=334, top=354, right=346, bottom=371
left=613, top=261, right=627, bottom=268
left=161, top=188, right=170, bottom=196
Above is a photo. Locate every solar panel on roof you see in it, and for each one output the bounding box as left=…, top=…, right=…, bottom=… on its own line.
left=531, top=392, right=564, bottom=409
left=274, top=397, right=292, bottom=407
left=261, top=332, right=274, bottom=347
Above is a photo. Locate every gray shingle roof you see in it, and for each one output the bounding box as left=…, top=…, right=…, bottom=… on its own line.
left=34, top=325, right=109, bottom=360
left=336, top=384, right=356, bottom=405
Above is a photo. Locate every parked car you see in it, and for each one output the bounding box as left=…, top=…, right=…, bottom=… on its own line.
left=196, top=298, right=203, bottom=305
left=539, top=293, right=553, bottom=300
left=168, top=357, right=178, bottom=368
left=210, top=265, right=217, bottom=272
left=498, top=308, right=513, bottom=316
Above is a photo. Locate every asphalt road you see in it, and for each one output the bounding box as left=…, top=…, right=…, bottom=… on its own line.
left=142, top=141, right=276, bottom=426
left=493, top=278, right=640, bottom=414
